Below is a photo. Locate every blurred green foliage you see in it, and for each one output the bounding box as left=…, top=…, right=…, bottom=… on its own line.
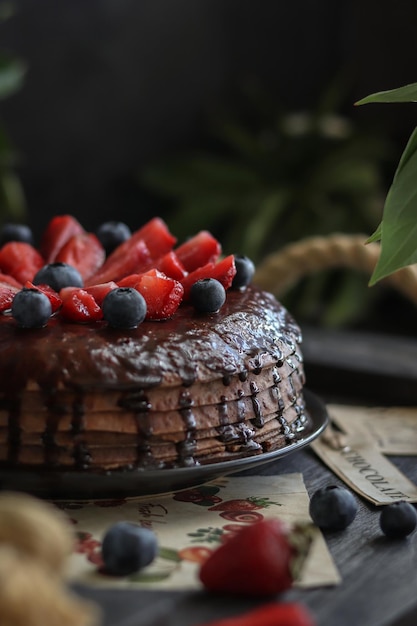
left=142, top=81, right=394, bottom=327
left=0, top=2, right=26, bottom=224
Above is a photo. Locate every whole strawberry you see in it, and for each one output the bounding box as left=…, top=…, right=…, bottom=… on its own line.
left=199, top=518, right=312, bottom=596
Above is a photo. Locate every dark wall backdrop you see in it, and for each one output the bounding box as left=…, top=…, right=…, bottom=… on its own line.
left=0, top=0, right=416, bottom=237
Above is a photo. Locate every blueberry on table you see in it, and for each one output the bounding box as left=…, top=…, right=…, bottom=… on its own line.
left=232, top=255, right=255, bottom=289
left=380, top=501, right=417, bottom=539
left=33, top=262, right=84, bottom=291
left=190, top=278, right=226, bottom=313
left=96, top=221, right=131, bottom=255
left=309, top=484, right=358, bottom=531
left=101, top=521, right=158, bottom=576
left=12, top=288, right=52, bottom=328
left=102, top=287, right=147, bottom=328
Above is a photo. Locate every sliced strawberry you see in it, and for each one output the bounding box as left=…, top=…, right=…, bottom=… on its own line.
left=55, top=232, right=105, bottom=281
left=0, top=285, right=16, bottom=312
left=181, top=255, right=236, bottom=300
left=85, top=239, right=152, bottom=286
left=199, top=518, right=295, bottom=596
left=0, top=242, right=45, bottom=284
left=84, top=281, right=118, bottom=306
left=60, top=287, right=103, bottom=322
left=196, top=603, right=316, bottom=626
left=131, top=269, right=184, bottom=320
left=40, top=214, right=85, bottom=262
left=117, top=274, right=143, bottom=288
left=0, top=272, right=22, bottom=289
left=154, top=251, right=188, bottom=280
left=175, top=230, right=221, bottom=272
left=24, top=281, right=62, bottom=314
left=129, top=217, right=176, bottom=259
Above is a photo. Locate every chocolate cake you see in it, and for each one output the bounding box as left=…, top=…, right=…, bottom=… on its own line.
left=0, top=216, right=309, bottom=473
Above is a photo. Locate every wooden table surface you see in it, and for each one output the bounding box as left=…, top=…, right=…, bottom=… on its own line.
left=73, top=328, right=417, bottom=626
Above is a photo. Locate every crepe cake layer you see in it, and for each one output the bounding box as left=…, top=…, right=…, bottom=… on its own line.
left=0, top=286, right=308, bottom=470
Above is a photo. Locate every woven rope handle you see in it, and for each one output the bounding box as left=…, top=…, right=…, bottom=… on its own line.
left=254, top=233, right=417, bottom=306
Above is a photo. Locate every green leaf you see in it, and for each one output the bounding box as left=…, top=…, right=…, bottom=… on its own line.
left=242, top=189, right=289, bottom=259
left=356, top=82, right=417, bottom=105
left=366, top=223, right=382, bottom=243
left=370, top=125, right=417, bottom=284
left=157, top=547, right=181, bottom=562
left=143, top=155, right=262, bottom=197
left=0, top=56, right=26, bottom=100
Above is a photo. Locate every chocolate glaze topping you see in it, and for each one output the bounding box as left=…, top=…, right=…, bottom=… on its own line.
left=0, top=286, right=302, bottom=394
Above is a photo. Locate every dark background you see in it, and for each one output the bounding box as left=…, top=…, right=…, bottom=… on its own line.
left=0, top=0, right=416, bottom=235
left=1, top=0, right=417, bottom=336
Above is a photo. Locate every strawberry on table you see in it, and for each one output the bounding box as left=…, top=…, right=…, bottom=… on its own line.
left=40, top=214, right=85, bottom=263
left=55, top=232, right=105, bottom=281
left=0, top=242, right=45, bottom=284
left=175, top=230, right=221, bottom=272
left=199, top=518, right=312, bottom=596
left=196, top=602, right=316, bottom=626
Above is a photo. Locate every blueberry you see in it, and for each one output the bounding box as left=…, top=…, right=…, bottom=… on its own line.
left=102, top=287, right=147, bottom=328
left=33, top=262, right=84, bottom=292
left=12, top=288, right=52, bottom=328
left=0, top=223, right=34, bottom=247
left=309, top=485, right=358, bottom=531
left=231, top=255, right=255, bottom=290
left=379, top=501, right=417, bottom=539
left=102, top=521, right=158, bottom=576
left=96, top=221, right=131, bottom=255
left=190, top=278, right=226, bottom=313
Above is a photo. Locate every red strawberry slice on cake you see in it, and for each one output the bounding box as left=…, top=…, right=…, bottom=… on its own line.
left=120, top=269, right=184, bottom=320
left=181, top=255, right=236, bottom=300
left=129, top=217, right=176, bottom=259
left=0, top=286, right=17, bottom=312
left=55, top=232, right=105, bottom=281
left=86, top=239, right=152, bottom=286
left=24, top=281, right=62, bottom=314
left=153, top=251, right=188, bottom=281
left=40, top=214, right=85, bottom=263
left=59, top=287, right=103, bottom=323
left=84, top=282, right=118, bottom=306
left=175, top=230, right=221, bottom=272
left=0, top=242, right=45, bottom=284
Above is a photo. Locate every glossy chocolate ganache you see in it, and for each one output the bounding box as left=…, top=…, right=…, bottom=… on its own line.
left=0, top=286, right=308, bottom=471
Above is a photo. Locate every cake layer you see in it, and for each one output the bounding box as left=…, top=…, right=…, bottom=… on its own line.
left=0, top=285, right=307, bottom=471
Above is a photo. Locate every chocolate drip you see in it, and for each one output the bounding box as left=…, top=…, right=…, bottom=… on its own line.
left=118, top=391, right=152, bottom=412
left=249, top=380, right=264, bottom=428
left=236, top=389, right=246, bottom=421
left=177, top=390, right=197, bottom=466
left=72, top=443, right=92, bottom=470
left=7, top=397, right=21, bottom=465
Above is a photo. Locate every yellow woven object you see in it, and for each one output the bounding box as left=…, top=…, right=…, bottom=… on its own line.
left=254, top=233, right=417, bottom=306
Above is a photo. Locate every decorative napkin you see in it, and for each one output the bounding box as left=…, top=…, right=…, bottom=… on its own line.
left=63, top=473, right=341, bottom=590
